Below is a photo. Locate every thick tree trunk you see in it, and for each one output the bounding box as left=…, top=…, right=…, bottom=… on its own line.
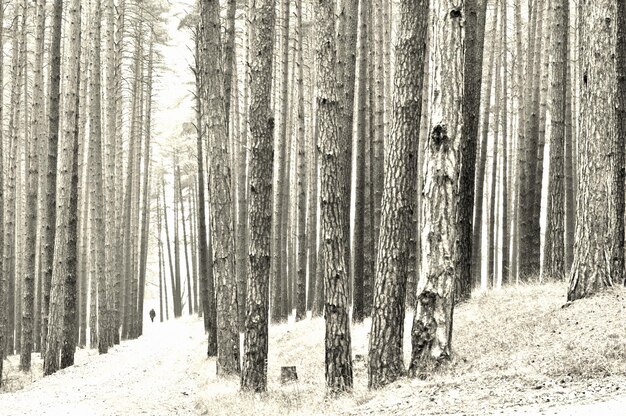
left=0, top=0, right=5, bottom=382
left=200, top=0, right=240, bottom=376
left=367, top=0, right=428, bottom=389
left=240, top=0, right=275, bottom=392
left=619, top=0, right=626, bottom=286
left=409, top=0, right=463, bottom=377
left=44, top=0, right=81, bottom=374
left=567, top=0, right=619, bottom=300
left=316, top=0, right=353, bottom=392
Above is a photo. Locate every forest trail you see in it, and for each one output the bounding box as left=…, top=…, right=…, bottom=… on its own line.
left=0, top=317, right=208, bottom=416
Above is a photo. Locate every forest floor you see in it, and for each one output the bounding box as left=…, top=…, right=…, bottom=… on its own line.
left=1, top=282, right=626, bottom=415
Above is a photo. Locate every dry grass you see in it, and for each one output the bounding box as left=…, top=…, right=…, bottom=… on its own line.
left=198, top=282, right=626, bottom=415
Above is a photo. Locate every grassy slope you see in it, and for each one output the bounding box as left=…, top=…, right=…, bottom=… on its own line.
left=199, top=283, right=626, bottom=415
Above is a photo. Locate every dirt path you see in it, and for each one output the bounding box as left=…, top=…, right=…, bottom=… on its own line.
left=0, top=317, right=209, bottom=416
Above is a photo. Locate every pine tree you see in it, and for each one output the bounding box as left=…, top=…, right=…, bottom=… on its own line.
left=44, top=0, right=81, bottom=375
left=367, top=0, right=428, bottom=389
left=240, top=0, right=275, bottom=392
left=567, top=0, right=619, bottom=300
left=409, top=0, right=463, bottom=376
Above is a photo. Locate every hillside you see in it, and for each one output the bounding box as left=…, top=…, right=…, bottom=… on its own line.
left=2, top=283, right=625, bottom=415
left=199, top=283, right=626, bottom=415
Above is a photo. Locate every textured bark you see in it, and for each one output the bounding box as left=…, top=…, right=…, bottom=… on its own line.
left=544, top=0, right=568, bottom=281
left=567, top=0, right=618, bottom=300
left=470, top=11, right=496, bottom=287
left=104, top=0, right=117, bottom=347
left=519, top=1, right=542, bottom=279
left=352, top=0, right=369, bottom=323
left=20, top=0, right=45, bottom=370
left=44, top=0, right=81, bottom=374
left=5, top=2, right=23, bottom=359
left=41, top=0, right=63, bottom=355
left=112, top=0, right=125, bottom=346
left=457, top=0, right=487, bottom=300
left=294, top=0, right=307, bottom=322
left=0, top=0, right=5, bottom=382
left=235, top=62, right=249, bottom=331
left=87, top=0, right=108, bottom=354
left=200, top=0, right=240, bottom=376
left=339, top=0, right=358, bottom=295
left=371, top=0, right=385, bottom=283
left=619, top=0, right=626, bottom=286
left=564, top=17, right=575, bottom=274
left=368, top=0, right=428, bottom=389
left=409, top=0, right=463, bottom=376
left=510, top=0, right=525, bottom=283
left=193, top=32, right=215, bottom=342
left=240, top=0, right=275, bottom=392
left=269, top=0, right=290, bottom=323
left=316, top=0, right=353, bottom=392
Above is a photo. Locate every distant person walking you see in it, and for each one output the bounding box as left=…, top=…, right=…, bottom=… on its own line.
left=149, top=309, right=156, bottom=322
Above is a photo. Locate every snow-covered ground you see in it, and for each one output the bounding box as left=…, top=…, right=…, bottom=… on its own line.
left=0, top=317, right=209, bottom=416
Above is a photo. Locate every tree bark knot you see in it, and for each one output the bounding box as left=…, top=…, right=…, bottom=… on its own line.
left=431, top=124, right=449, bottom=151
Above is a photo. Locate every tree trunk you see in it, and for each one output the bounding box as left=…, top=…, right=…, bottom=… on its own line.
left=618, top=0, right=626, bottom=287
left=88, top=0, right=108, bottom=354
left=193, top=33, right=215, bottom=342
left=409, top=0, right=463, bottom=377
left=177, top=168, right=192, bottom=317
left=137, top=39, right=155, bottom=337
left=544, top=0, right=568, bottom=281
left=44, top=0, right=81, bottom=374
left=0, top=0, right=5, bottom=383
left=367, top=0, right=428, bottom=389
left=316, top=0, right=353, bottom=392
left=457, top=0, right=487, bottom=300
left=240, top=0, right=275, bottom=392
left=20, top=0, right=45, bottom=370
left=471, top=9, right=496, bottom=288
left=567, top=0, right=618, bottom=300
left=41, top=0, right=63, bottom=355
left=200, top=0, right=240, bottom=376
left=352, top=0, right=369, bottom=322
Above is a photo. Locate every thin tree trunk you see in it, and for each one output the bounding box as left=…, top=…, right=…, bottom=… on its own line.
left=40, top=0, right=62, bottom=355
left=137, top=39, right=155, bottom=337
left=457, top=0, right=487, bottom=300
left=177, top=168, right=193, bottom=316
left=544, top=0, right=568, bottom=281
left=21, top=0, right=45, bottom=370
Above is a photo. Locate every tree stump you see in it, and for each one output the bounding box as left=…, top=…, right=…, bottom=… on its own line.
left=280, top=366, right=298, bottom=384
